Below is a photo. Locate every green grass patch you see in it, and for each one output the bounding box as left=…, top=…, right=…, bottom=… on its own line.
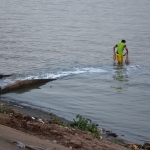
left=0, top=105, right=12, bottom=114
left=69, top=114, right=100, bottom=138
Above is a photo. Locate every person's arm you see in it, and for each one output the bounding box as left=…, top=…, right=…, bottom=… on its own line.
left=113, top=45, right=117, bottom=53
left=125, top=46, right=128, bottom=54
left=113, top=45, right=117, bottom=61
left=125, top=46, right=130, bottom=64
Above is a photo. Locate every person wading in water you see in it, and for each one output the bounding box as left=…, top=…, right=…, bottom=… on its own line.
left=113, top=40, right=129, bottom=64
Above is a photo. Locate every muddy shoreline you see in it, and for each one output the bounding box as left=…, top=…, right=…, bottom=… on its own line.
left=0, top=99, right=69, bottom=125
left=0, top=99, right=134, bottom=150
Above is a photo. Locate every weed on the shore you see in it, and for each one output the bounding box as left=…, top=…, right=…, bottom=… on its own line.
left=53, top=117, right=64, bottom=126
left=24, top=130, right=31, bottom=134
left=47, top=110, right=53, bottom=116
left=69, top=114, right=100, bottom=138
left=0, top=105, right=12, bottom=114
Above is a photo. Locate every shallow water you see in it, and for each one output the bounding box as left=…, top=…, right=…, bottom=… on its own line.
left=0, top=0, right=150, bottom=144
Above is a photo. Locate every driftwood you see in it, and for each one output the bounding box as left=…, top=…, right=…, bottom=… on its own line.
left=0, top=79, right=56, bottom=94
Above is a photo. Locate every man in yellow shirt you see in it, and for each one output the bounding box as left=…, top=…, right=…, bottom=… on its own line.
left=113, top=40, right=129, bottom=64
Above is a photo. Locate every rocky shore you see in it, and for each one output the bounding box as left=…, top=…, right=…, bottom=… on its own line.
left=0, top=99, right=149, bottom=150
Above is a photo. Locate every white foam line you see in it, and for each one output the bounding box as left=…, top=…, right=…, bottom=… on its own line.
left=1, top=65, right=149, bottom=88
left=22, top=67, right=108, bottom=80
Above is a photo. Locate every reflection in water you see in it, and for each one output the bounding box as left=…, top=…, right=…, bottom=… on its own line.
left=111, top=86, right=123, bottom=91
left=112, top=64, right=129, bottom=91
left=113, top=64, right=129, bottom=82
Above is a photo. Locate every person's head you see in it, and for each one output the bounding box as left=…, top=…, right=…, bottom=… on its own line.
left=121, top=39, right=126, bottom=43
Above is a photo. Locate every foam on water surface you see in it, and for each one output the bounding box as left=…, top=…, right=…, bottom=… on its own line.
left=1, top=65, right=150, bottom=88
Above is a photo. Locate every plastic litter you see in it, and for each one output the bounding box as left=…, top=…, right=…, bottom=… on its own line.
left=32, top=117, right=35, bottom=120
left=132, top=144, right=138, bottom=149
left=99, top=128, right=103, bottom=134
left=38, top=118, right=44, bottom=124
left=16, top=141, right=26, bottom=149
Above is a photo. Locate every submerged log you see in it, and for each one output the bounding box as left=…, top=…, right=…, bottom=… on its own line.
left=0, top=79, right=56, bottom=94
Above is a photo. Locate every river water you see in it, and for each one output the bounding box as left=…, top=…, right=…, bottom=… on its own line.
left=0, top=0, right=150, bottom=144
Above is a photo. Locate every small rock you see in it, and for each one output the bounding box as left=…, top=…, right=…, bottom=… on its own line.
left=107, top=133, right=118, bottom=137
left=53, top=140, right=57, bottom=144
left=38, top=119, right=44, bottom=124
left=69, top=140, right=82, bottom=148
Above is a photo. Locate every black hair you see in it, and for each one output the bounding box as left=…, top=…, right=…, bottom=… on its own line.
left=121, top=39, right=126, bottom=43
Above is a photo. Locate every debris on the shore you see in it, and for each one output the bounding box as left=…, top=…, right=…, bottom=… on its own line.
left=142, top=142, right=150, bottom=150
left=14, top=141, right=26, bottom=149
left=38, top=118, right=44, bottom=124
left=14, top=141, right=48, bottom=150
left=107, top=132, right=118, bottom=137
left=132, top=144, right=138, bottom=149
left=99, top=128, right=103, bottom=134
left=125, top=142, right=150, bottom=150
